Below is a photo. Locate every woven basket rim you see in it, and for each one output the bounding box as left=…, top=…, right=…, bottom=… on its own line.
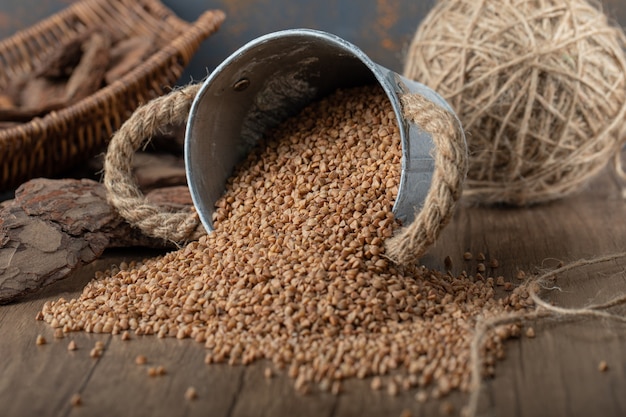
left=0, top=0, right=191, bottom=49
left=0, top=7, right=224, bottom=139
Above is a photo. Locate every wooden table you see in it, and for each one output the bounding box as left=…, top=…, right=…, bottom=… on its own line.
left=1, top=167, right=625, bottom=417
left=2, top=1, right=626, bottom=416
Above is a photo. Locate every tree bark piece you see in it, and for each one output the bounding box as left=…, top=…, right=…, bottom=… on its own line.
left=0, top=30, right=111, bottom=123
left=146, top=185, right=194, bottom=208
left=63, top=31, right=111, bottom=102
left=0, top=78, right=66, bottom=122
left=0, top=178, right=185, bottom=304
left=105, top=36, right=154, bottom=84
left=34, top=32, right=88, bottom=79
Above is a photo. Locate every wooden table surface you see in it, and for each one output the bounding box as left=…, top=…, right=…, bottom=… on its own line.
left=1, top=167, right=625, bottom=417
left=2, top=1, right=626, bottom=416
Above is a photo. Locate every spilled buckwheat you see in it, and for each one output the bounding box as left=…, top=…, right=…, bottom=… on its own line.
left=41, top=85, right=531, bottom=398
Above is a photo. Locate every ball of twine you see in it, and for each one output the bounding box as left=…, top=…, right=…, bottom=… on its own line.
left=404, top=0, right=626, bottom=205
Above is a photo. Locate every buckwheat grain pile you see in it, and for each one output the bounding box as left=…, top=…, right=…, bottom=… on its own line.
left=41, top=85, right=531, bottom=398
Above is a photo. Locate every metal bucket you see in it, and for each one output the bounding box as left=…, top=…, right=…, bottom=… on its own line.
left=185, top=29, right=463, bottom=232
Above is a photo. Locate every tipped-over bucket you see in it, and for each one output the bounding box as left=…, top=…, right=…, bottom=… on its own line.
left=185, top=29, right=463, bottom=232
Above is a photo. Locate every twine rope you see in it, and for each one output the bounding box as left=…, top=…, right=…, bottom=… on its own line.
left=103, top=84, right=205, bottom=243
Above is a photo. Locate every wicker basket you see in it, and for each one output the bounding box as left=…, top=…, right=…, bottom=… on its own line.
left=0, top=0, right=225, bottom=192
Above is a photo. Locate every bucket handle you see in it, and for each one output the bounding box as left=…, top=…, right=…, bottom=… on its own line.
left=104, top=84, right=206, bottom=244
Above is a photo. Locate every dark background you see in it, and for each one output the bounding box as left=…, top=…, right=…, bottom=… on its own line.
left=1, top=0, right=624, bottom=82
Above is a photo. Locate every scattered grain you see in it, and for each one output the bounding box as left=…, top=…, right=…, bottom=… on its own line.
left=90, top=348, right=102, bottom=358
left=54, top=328, right=65, bottom=339
left=415, top=390, right=428, bottom=403
left=598, top=360, right=608, bottom=372
left=185, top=386, right=198, bottom=400
left=444, top=256, right=453, bottom=271
left=41, top=85, right=532, bottom=400
left=388, top=381, right=399, bottom=397
left=95, top=341, right=105, bottom=351
left=331, top=381, right=342, bottom=396
left=488, top=258, right=499, bottom=268
left=135, top=355, right=147, bottom=365
left=121, top=331, right=131, bottom=341
left=67, top=340, right=77, bottom=351
left=477, top=253, right=486, bottom=261
left=70, top=393, right=82, bottom=407
left=295, top=374, right=309, bottom=394
left=36, top=335, right=46, bottom=345
left=371, top=376, right=382, bottom=390
left=525, top=327, right=535, bottom=338
left=147, top=366, right=166, bottom=377
left=477, top=263, right=486, bottom=273
left=264, top=367, right=273, bottom=379
left=463, top=252, right=473, bottom=260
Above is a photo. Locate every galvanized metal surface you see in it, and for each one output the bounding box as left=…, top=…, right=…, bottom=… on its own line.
left=185, top=29, right=464, bottom=232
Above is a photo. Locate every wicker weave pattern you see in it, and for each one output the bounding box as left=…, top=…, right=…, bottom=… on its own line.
left=0, top=0, right=224, bottom=191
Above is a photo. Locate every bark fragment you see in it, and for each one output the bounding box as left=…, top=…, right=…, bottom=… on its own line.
left=0, top=178, right=191, bottom=303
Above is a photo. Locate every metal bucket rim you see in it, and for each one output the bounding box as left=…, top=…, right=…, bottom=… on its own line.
left=185, top=29, right=418, bottom=232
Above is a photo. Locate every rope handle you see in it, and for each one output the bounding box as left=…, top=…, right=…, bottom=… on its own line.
left=104, top=84, right=206, bottom=244
left=384, top=93, right=468, bottom=266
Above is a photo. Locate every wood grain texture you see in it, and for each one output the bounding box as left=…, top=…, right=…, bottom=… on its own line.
left=0, top=168, right=625, bottom=417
